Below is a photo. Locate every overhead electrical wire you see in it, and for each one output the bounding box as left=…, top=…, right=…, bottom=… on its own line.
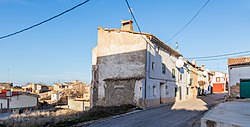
left=194, top=53, right=250, bottom=61
left=125, top=0, right=142, bottom=33
left=166, top=0, right=210, bottom=42
left=0, top=0, right=90, bottom=40
left=186, top=50, right=250, bottom=60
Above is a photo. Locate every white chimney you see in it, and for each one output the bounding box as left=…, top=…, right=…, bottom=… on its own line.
left=192, top=60, right=196, bottom=65
left=175, top=42, right=179, bottom=52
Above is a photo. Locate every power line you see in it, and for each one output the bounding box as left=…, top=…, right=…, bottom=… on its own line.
left=166, top=0, right=210, bottom=42
left=186, top=50, right=250, bottom=60
left=195, top=53, right=250, bottom=61
left=0, top=0, right=90, bottom=40
left=125, top=0, right=149, bottom=43
left=125, top=0, right=142, bottom=33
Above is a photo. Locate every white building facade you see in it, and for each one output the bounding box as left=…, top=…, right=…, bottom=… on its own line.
left=91, top=20, right=190, bottom=108
left=0, top=92, right=38, bottom=109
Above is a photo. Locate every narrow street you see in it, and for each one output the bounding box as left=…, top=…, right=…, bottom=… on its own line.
left=87, top=93, right=225, bottom=127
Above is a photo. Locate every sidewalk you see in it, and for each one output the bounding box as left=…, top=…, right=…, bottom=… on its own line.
left=201, top=100, right=250, bottom=127
left=172, top=93, right=225, bottom=111
left=171, top=98, right=208, bottom=111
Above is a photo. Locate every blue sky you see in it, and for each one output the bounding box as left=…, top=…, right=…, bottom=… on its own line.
left=1, top=0, right=250, bottom=85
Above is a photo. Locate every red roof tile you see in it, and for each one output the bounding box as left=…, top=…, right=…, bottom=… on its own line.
left=228, top=57, right=250, bottom=66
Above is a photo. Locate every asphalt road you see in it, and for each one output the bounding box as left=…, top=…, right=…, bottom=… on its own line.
left=87, top=93, right=225, bottom=127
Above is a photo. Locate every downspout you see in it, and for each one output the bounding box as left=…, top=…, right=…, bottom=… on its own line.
left=228, top=66, right=231, bottom=96
left=144, top=38, right=148, bottom=101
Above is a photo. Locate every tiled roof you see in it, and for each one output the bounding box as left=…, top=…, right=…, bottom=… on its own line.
left=228, top=57, right=250, bottom=66
left=0, top=91, right=21, bottom=99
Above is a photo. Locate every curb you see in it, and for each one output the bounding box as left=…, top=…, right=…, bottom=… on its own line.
left=74, top=103, right=173, bottom=127
left=190, top=100, right=223, bottom=127
left=73, top=109, right=144, bottom=127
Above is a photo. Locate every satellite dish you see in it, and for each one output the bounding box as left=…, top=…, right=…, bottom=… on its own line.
left=176, top=57, right=184, bottom=68
left=179, top=68, right=185, bottom=74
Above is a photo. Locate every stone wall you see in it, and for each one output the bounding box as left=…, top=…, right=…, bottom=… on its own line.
left=68, top=98, right=90, bottom=111
left=102, top=79, right=136, bottom=106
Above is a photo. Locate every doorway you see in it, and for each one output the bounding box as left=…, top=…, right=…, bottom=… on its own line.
left=160, top=83, right=165, bottom=104
left=179, top=86, right=182, bottom=101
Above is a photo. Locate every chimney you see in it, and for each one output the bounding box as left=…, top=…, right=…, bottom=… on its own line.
left=192, top=60, right=196, bottom=65
left=121, top=20, right=133, bottom=31
left=175, top=42, right=179, bottom=52
left=201, top=64, right=205, bottom=70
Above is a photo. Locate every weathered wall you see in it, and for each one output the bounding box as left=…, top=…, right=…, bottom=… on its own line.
left=92, top=28, right=148, bottom=106
left=189, top=65, right=198, bottom=98
left=10, top=95, right=37, bottom=109
left=229, top=65, right=250, bottom=86
left=68, top=98, right=90, bottom=111
left=0, top=99, right=8, bottom=109
left=91, top=27, right=189, bottom=108
left=103, top=79, right=142, bottom=106
left=103, top=79, right=137, bottom=106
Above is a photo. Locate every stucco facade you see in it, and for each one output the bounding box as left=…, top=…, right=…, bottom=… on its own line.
left=91, top=20, right=190, bottom=108
left=229, top=66, right=250, bottom=86
left=211, top=71, right=227, bottom=93
left=0, top=94, right=38, bottom=109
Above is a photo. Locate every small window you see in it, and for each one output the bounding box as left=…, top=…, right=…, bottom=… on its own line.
left=180, top=74, right=183, bottom=81
left=162, top=63, right=166, bottom=74
left=190, top=78, right=193, bottom=85
left=186, top=87, right=189, bottom=95
left=172, top=69, right=176, bottom=78
left=165, top=85, right=168, bottom=89
left=153, top=86, right=156, bottom=96
left=174, top=87, right=177, bottom=97
left=216, top=77, right=220, bottom=82
left=152, top=62, right=155, bottom=70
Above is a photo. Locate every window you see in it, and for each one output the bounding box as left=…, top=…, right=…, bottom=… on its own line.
left=189, top=78, right=193, bottom=86
left=153, top=86, right=156, bottom=96
left=152, top=62, right=155, bottom=70
left=180, top=74, right=183, bottom=81
left=175, top=87, right=177, bottom=97
left=165, top=85, right=168, bottom=89
left=216, top=77, right=220, bottom=82
left=172, top=69, right=176, bottom=78
left=187, top=87, right=189, bottom=95
left=162, top=63, right=166, bottom=74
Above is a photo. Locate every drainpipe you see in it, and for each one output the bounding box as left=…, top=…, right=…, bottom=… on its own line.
left=144, top=39, right=148, bottom=101
left=228, top=67, right=231, bottom=96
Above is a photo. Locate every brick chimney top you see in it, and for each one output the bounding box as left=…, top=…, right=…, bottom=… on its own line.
left=121, top=20, right=133, bottom=31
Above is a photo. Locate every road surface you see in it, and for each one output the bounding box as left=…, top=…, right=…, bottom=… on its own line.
left=87, top=93, right=225, bottom=127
